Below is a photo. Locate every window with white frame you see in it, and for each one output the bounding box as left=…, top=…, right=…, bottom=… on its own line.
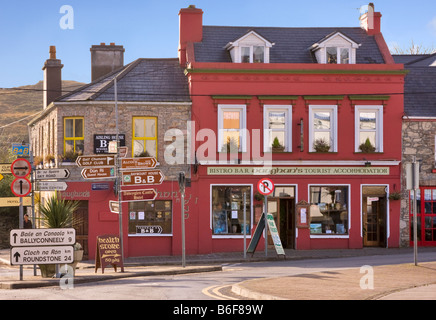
left=309, top=105, right=338, bottom=152
left=355, top=105, right=383, bottom=153
left=241, top=46, right=265, bottom=63
left=263, top=105, right=292, bottom=152
left=218, top=105, right=247, bottom=152
left=326, top=47, right=350, bottom=64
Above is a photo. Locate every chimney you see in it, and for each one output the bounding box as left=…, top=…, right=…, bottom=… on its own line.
left=178, top=5, right=203, bottom=66
left=90, top=43, right=125, bottom=82
left=42, top=46, right=63, bottom=109
left=360, top=3, right=382, bottom=35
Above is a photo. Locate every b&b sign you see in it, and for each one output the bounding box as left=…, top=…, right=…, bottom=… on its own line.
left=94, top=134, right=125, bottom=154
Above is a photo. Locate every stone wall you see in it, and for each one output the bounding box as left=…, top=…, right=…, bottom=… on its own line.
left=401, top=120, right=436, bottom=246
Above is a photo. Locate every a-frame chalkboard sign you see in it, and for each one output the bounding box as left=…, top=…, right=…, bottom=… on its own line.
left=246, top=212, right=266, bottom=255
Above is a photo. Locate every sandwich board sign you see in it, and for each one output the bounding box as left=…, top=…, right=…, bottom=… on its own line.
left=95, top=235, right=124, bottom=273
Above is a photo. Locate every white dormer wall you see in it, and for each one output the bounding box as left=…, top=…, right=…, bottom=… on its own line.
left=226, top=31, right=273, bottom=63
left=312, top=33, right=359, bottom=64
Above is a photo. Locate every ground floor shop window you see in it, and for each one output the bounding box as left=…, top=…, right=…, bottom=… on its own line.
left=128, top=200, right=172, bottom=235
left=309, top=185, right=349, bottom=235
left=212, top=185, right=251, bottom=235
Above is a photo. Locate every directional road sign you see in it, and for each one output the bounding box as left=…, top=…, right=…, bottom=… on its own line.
left=121, top=157, right=157, bottom=170
left=11, top=158, right=31, bottom=178
left=11, top=177, right=32, bottom=197
left=109, top=201, right=119, bottom=214
left=10, top=228, right=76, bottom=247
left=121, top=189, right=157, bottom=202
left=121, top=170, right=164, bottom=186
left=0, top=173, right=3, bottom=182
left=36, top=181, right=68, bottom=191
left=76, top=155, right=116, bottom=167
left=0, top=197, right=32, bottom=207
left=10, top=246, right=74, bottom=265
left=81, top=167, right=115, bottom=179
left=0, top=164, right=11, bottom=174
left=35, top=168, right=70, bottom=180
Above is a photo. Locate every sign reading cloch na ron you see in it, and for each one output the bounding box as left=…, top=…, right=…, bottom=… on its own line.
left=207, top=167, right=390, bottom=176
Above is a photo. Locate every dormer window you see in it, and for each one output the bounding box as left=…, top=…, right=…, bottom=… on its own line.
left=326, top=47, right=350, bottom=64
left=310, top=32, right=360, bottom=64
left=241, top=46, right=265, bottom=63
left=225, top=30, right=273, bottom=63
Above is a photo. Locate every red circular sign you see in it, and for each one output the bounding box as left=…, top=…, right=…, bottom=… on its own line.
left=257, top=178, right=275, bottom=196
left=11, top=177, right=32, bottom=197
left=11, top=158, right=31, bottom=178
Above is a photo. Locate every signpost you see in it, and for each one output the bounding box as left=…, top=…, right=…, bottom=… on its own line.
left=121, top=189, right=157, bottom=202
left=35, top=181, right=68, bottom=191
left=10, top=228, right=76, bottom=246
left=10, top=246, right=74, bottom=265
left=256, top=179, right=275, bottom=257
left=0, top=197, right=32, bottom=207
left=121, top=157, right=157, bottom=170
left=81, top=167, right=115, bottom=179
left=11, top=178, right=32, bottom=197
left=121, top=169, right=164, bottom=186
left=406, top=156, right=420, bottom=266
left=35, top=168, right=70, bottom=180
left=76, top=155, right=116, bottom=167
left=11, top=158, right=31, bottom=178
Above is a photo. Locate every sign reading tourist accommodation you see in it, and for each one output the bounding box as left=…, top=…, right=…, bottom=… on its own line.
left=0, top=164, right=11, bottom=174
left=121, top=189, right=157, bottom=202
left=35, top=168, right=70, bottom=180
left=95, top=235, right=124, bottom=273
left=10, top=246, right=74, bottom=265
left=207, top=166, right=390, bottom=176
left=121, top=157, right=157, bottom=170
left=76, top=155, right=116, bottom=167
left=81, top=167, right=115, bottom=179
left=121, top=170, right=164, bottom=186
left=10, top=228, right=76, bottom=247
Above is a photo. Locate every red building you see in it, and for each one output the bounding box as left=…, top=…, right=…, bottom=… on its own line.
left=181, top=4, right=405, bottom=253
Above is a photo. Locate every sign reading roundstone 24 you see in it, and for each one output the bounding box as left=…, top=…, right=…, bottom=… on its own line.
left=95, top=235, right=124, bottom=273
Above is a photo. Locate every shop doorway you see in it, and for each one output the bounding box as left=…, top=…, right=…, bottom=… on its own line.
left=362, top=186, right=387, bottom=247
left=266, top=186, right=296, bottom=249
left=72, top=201, right=89, bottom=259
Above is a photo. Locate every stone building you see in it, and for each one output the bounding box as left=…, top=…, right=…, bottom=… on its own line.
left=395, top=53, right=436, bottom=247
left=28, top=45, right=191, bottom=258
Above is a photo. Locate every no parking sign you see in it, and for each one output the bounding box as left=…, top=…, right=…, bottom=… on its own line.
left=257, top=178, right=274, bottom=196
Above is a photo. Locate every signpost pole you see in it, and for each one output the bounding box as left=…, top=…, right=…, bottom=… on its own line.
left=264, top=195, right=268, bottom=257
left=412, top=156, right=418, bottom=266
left=243, top=192, right=246, bottom=259
left=114, top=77, right=125, bottom=272
left=19, top=197, right=23, bottom=281
left=178, top=172, right=186, bottom=268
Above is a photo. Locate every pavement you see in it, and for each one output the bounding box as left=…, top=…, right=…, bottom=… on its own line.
left=1, top=246, right=436, bottom=300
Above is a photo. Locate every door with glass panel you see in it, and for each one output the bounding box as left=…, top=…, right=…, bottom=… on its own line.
left=362, top=186, right=387, bottom=247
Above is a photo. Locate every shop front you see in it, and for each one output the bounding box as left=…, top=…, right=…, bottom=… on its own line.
left=200, top=163, right=401, bottom=252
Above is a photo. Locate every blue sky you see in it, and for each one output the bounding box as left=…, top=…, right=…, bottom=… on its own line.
left=0, top=0, right=435, bottom=88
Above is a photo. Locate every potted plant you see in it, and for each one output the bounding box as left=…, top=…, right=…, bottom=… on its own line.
left=359, top=138, right=376, bottom=153
left=389, top=191, right=402, bottom=200
left=38, top=191, right=80, bottom=278
left=221, top=137, right=239, bottom=153
left=313, top=138, right=331, bottom=153
left=271, top=137, right=285, bottom=152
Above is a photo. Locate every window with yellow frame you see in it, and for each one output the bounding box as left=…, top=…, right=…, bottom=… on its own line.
left=133, top=117, right=157, bottom=158
left=64, top=117, right=84, bottom=156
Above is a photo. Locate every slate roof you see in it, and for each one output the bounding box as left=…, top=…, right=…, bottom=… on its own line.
left=194, top=26, right=385, bottom=64
left=58, top=58, right=190, bottom=103
left=393, top=53, right=436, bottom=66
left=402, top=66, right=436, bottom=117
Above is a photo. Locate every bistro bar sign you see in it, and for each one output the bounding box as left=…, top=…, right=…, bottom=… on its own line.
left=207, top=166, right=390, bottom=176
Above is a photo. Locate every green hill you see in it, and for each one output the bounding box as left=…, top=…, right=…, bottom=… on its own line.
left=0, top=81, right=84, bottom=155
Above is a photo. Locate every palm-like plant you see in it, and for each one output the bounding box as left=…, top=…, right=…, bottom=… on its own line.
left=39, top=191, right=80, bottom=228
